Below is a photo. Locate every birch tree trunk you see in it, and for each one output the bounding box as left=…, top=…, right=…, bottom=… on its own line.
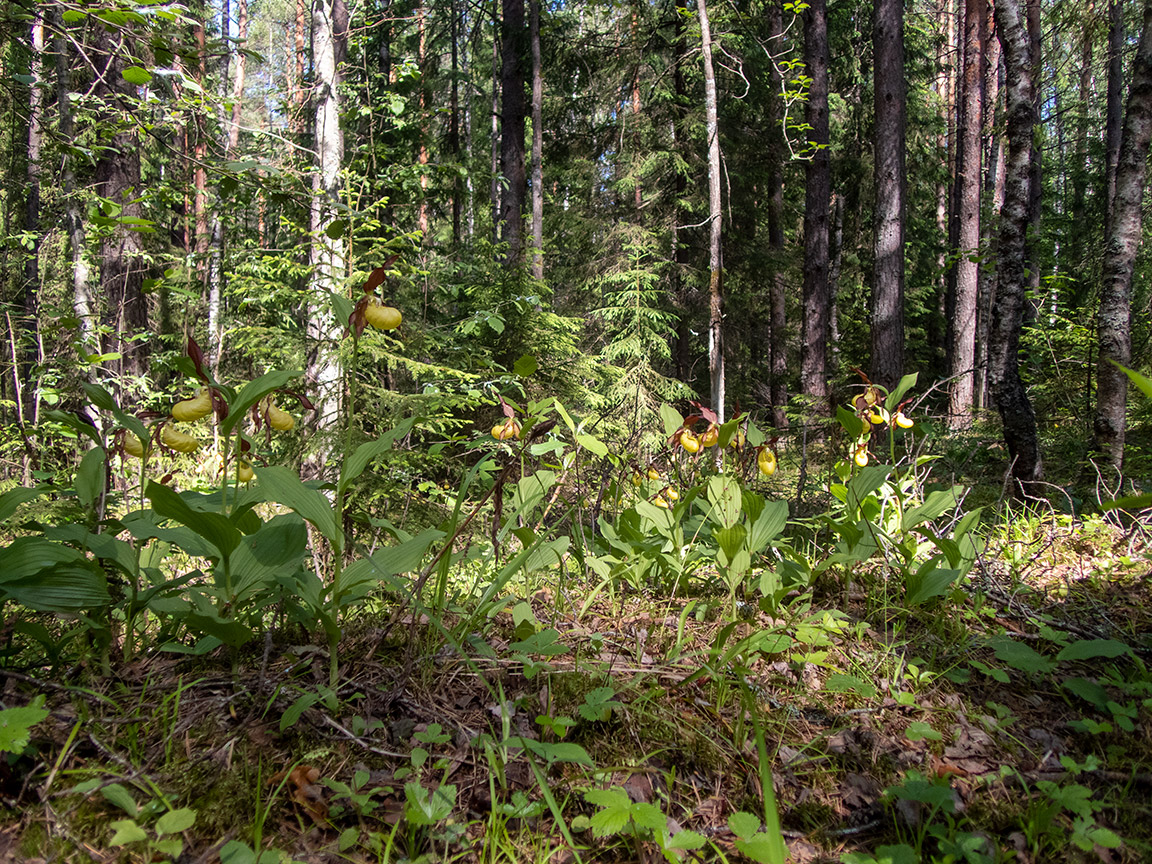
left=871, top=0, right=906, bottom=391
left=698, top=0, right=724, bottom=423
left=21, top=12, right=45, bottom=427
left=307, top=0, right=348, bottom=466
left=800, top=0, right=831, bottom=416
left=989, top=0, right=1043, bottom=495
left=1094, top=0, right=1152, bottom=469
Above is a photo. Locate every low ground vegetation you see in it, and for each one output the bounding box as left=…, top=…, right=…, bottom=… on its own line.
left=0, top=359, right=1149, bottom=864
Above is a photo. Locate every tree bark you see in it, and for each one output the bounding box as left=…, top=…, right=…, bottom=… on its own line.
left=93, top=23, right=149, bottom=383
left=1094, top=0, right=1152, bottom=469
left=871, top=0, right=906, bottom=391
left=800, top=0, right=831, bottom=416
left=21, top=12, right=45, bottom=426
left=989, top=0, right=1043, bottom=495
left=500, top=0, right=527, bottom=264
left=698, top=0, right=724, bottom=423
left=307, top=0, right=348, bottom=464
left=767, top=0, right=788, bottom=429
left=56, top=22, right=95, bottom=357
left=1105, top=0, right=1125, bottom=226
left=491, top=9, right=501, bottom=246
left=530, top=0, right=543, bottom=279
left=975, top=23, right=1003, bottom=410
left=948, top=0, right=985, bottom=428
left=417, top=3, right=430, bottom=238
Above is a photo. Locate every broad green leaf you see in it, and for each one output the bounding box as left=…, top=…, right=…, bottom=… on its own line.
left=101, top=784, right=139, bottom=817
left=706, top=474, right=742, bottom=529
left=0, top=538, right=110, bottom=611
left=1057, top=639, right=1131, bottom=662
left=338, top=417, right=418, bottom=494
left=0, top=486, right=51, bottom=523
left=75, top=447, right=106, bottom=510
left=735, top=833, right=785, bottom=864
left=747, top=500, right=789, bottom=553
left=120, top=66, right=152, bottom=85
left=520, top=738, right=594, bottom=766
left=338, top=528, right=443, bottom=599
left=254, top=466, right=339, bottom=545
left=183, top=610, right=253, bottom=648
left=846, top=465, right=893, bottom=514
left=886, top=372, right=919, bottom=410
left=1112, top=361, right=1152, bottom=401
left=905, top=721, right=942, bottom=741
left=824, top=673, right=878, bottom=699
left=146, top=482, right=241, bottom=557
left=574, top=434, right=609, bottom=457
left=906, top=565, right=961, bottom=606
left=108, top=819, right=147, bottom=846
left=714, top=524, right=747, bottom=561
left=404, top=782, right=455, bottom=825
left=902, top=486, right=962, bottom=532
left=666, top=829, right=707, bottom=850
left=324, top=219, right=346, bottom=239
left=509, top=628, right=569, bottom=656
left=727, top=811, right=761, bottom=840
left=989, top=636, right=1055, bottom=675
left=659, top=403, right=684, bottom=438
left=513, top=354, right=538, bottom=376
left=0, top=702, right=49, bottom=754
left=220, top=370, right=301, bottom=438
left=155, top=807, right=196, bottom=835
left=1062, top=677, right=1109, bottom=711
left=280, top=691, right=318, bottom=731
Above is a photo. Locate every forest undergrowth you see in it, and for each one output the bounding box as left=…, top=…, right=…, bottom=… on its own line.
left=0, top=357, right=1150, bottom=864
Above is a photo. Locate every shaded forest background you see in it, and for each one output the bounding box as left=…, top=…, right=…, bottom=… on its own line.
left=2, top=0, right=1152, bottom=497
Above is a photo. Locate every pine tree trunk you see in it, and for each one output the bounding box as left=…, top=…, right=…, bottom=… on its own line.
left=800, top=0, right=831, bottom=416
left=207, top=0, right=232, bottom=376
left=56, top=23, right=95, bottom=358
left=871, top=0, right=906, bottom=391
left=1023, top=0, right=1043, bottom=322
left=1094, top=0, right=1152, bottom=469
left=698, top=0, right=724, bottom=423
left=976, top=32, right=1004, bottom=411
left=989, top=0, right=1043, bottom=495
left=94, top=23, right=149, bottom=383
left=530, top=0, right=543, bottom=279
left=307, top=0, right=348, bottom=467
left=491, top=10, right=501, bottom=246
left=500, top=0, right=527, bottom=265
left=417, top=3, right=430, bottom=238
left=948, top=0, right=985, bottom=428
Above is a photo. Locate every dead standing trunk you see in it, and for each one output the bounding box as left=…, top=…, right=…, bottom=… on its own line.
left=1094, top=0, right=1152, bottom=469
left=699, top=0, right=724, bottom=424
left=989, top=0, right=1043, bottom=495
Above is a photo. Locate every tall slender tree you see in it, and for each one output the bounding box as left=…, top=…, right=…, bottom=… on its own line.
left=800, top=0, right=831, bottom=416
left=530, top=0, right=543, bottom=279
left=947, top=0, right=985, bottom=428
left=989, top=0, right=1042, bottom=494
left=307, top=0, right=348, bottom=457
left=767, top=0, right=788, bottom=429
left=871, top=0, right=906, bottom=390
left=500, top=0, right=527, bottom=264
left=1094, top=0, right=1152, bottom=469
left=699, top=0, right=724, bottom=422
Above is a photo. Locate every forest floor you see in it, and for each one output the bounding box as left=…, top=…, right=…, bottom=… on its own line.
left=2, top=516, right=1151, bottom=864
